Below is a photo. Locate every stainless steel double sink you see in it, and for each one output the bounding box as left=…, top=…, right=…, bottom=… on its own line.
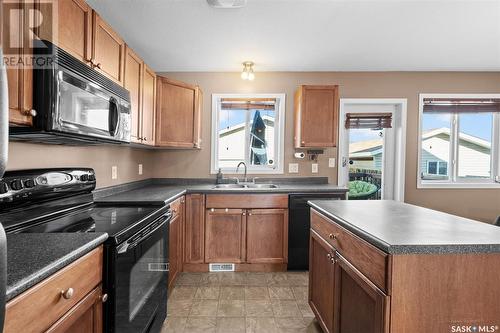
left=212, top=183, right=278, bottom=189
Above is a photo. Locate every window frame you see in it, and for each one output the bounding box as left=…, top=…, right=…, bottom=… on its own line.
left=210, top=93, right=286, bottom=175
left=426, top=161, right=448, bottom=176
left=417, top=93, right=500, bottom=189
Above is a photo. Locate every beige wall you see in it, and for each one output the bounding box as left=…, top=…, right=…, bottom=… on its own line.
left=6, top=142, right=155, bottom=188
left=154, top=71, right=500, bottom=222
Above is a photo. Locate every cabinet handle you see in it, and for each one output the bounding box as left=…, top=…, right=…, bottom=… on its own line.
left=61, top=288, right=74, bottom=300
left=328, top=233, right=337, bottom=240
left=210, top=208, right=215, bottom=212
left=248, top=210, right=252, bottom=216
left=225, top=208, right=229, bottom=212
left=327, top=253, right=331, bottom=258
left=24, top=109, right=37, bottom=117
left=101, top=293, right=108, bottom=303
left=242, top=212, right=246, bottom=216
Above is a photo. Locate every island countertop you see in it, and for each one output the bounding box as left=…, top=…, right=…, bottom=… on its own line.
left=308, top=200, right=500, bottom=254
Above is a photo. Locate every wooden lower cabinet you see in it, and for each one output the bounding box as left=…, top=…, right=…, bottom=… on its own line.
left=45, top=286, right=103, bottom=333
left=309, top=231, right=335, bottom=333
left=246, top=209, right=288, bottom=263
left=168, top=196, right=185, bottom=291
left=205, top=208, right=246, bottom=263
left=184, top=194, right=205, bottom=264
left=334, top=253, right=389, bottom=333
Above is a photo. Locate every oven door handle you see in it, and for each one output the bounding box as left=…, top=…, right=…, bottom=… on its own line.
left=116, top=212, right=172, bottom=254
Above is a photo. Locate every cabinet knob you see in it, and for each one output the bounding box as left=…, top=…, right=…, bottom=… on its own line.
left=101, top=293, right=108, bottom=303
left=25, top=109, right=37, bottom=117
left=210, top=208, right=215, bottom=212
left=242, top=212, right=246, bottom=216
left=61, top=288, right=74, bottom=300
left=225, top=208, right=229, bottom=212
left=248, top=210, right=252, bottom=216
left=327, top=253, right=331, bottom=258
left=328, top=233, right=337, bottom=240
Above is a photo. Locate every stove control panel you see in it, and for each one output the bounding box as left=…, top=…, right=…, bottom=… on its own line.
left=0, top=168, right=96, bottom=205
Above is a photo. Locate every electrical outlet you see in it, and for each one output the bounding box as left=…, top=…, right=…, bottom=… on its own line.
left=138, top=164, right=143, bottom=175
left=289, top=163, right=299, bottom=173
left=111, top=166, right=118, bottom=180
left=312, top=163, right=318, bottom=173
left=329, top=158, right=336, bottom=168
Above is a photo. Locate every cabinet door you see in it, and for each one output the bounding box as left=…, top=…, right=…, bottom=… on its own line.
left=295, top=85, right=339, bottom=148
left=334, top=253, right=389, bottom=333
left=45, top=286, right=104, bottom=333
left=124, top=46, right=143, bottom=143
left=39, top=0, right=92, bottom=64
left=92, top=12, right=125, bottom=84
left=205, top=208, right=246, bottom=263
left=184, top=194, right=205, bottom=264
left=168, top=214, right=180, bottom=291
left=309, top=230, right=336, bottom=333
left=246, top=209, right=288, bottom=263
left=141, top=64, right=156, bottom=145
left=156, top=77, right=200, bottom=148
left=4, top=0, right=33, bottom=126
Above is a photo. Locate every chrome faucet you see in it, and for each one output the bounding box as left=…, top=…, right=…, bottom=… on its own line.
left=236, top=162, right=248, bottom=183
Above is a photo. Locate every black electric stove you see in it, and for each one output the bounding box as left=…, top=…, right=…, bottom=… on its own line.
left=0, top=168, right=170, bottom=333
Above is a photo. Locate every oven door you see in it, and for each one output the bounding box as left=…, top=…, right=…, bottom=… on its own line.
left=53, top=69, right=130, bottom=143
left=110, top=214, right=169, bottom=333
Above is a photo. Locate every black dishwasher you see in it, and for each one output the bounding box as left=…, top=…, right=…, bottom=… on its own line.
left=288, top=193, right=345, bottom=271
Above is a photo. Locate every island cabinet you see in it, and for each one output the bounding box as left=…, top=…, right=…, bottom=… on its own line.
left=4, top=246, right=105, bottom=333
left=309, top=206, right=500, bottom=333
left=168, top=196, right=185, bottom=292
left=294, top=85, right=339, bottom=148
left=155, top=77, right=203, bottom=149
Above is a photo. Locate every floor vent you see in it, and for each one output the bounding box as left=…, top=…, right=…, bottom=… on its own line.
left=209, top=263, right=235, bottom=272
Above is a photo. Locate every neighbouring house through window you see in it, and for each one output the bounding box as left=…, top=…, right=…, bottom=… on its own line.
left=418, top=94, right=500, bottom=187
left=211, top=94, right=285, bottom=174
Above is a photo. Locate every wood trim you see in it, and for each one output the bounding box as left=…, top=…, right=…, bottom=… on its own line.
left=311, top=209, right=389, bottom=293
left=206, top=194, right=288, bottom=209
left=5, top=247, right=103, bottom=333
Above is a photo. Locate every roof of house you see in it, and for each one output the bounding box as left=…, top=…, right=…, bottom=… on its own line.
left=349, top=127, right=490, bottom=158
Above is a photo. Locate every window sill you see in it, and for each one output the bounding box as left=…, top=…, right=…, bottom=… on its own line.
left=417, top=182, right=500, bottom=189
left=210, top=168, right=284, bottom=175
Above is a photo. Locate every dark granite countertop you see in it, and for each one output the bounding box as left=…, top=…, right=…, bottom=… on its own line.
left=94, top=178, right=348, bottom=206
left=308, top=200, right=500, bottom=254
left=6, top=233, right=108, bottom=301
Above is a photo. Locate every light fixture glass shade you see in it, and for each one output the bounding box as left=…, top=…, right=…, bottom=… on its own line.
left=248, top=72, right=255, bottom=81
left=241, top=71, right=249, bottom=80
left=241, top=61, right=255, bottom=80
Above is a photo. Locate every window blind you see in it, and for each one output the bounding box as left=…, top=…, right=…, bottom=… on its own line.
left=423, top=98, right=500, bottom=113
left=345, top=113, right=392, bottom=129
left=221, top=98, right=276, bottom=110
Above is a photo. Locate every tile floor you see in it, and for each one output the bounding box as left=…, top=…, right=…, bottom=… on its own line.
left=161, top=271, right=322, bottom=333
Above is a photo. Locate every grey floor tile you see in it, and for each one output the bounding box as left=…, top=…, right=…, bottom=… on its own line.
left=246, top=317, right=280, bottom=333
left=269, top=286, right=295, bottom=300
left=194, top=286, right=221, bottom=299
left=170, top=286, right=197, bottom=300
left=296, top=301, right=315, bottom=318
left=199, top=273, right=222, bottom=286
left=219, top=286, right=245, bottom=300
left=217, top=300, right=245, bottom=317
left=167, top=299, right=193, bottom=317
left=185, top=317, right=217, bottom=333
left=245, top=300, right=274, bottom=317
left=161, top=316, right=187, bottom=333
left=190, top=299, right=219, bottom=316
left=176, top=273, right=204, bottom=285
left=216, top=317, right=246, bottom=333
left=245, top=286, right=270, bottom=300
left=271, top=300, right=302, bottom=317
left=219, top=272, right=247, bottom=286
left=246, top=273, right=271, bottom=286
left=291, top=286, right=308, bottom=301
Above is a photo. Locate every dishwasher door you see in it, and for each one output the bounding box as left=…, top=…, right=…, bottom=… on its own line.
left=288, top=194, right=344, bottom=271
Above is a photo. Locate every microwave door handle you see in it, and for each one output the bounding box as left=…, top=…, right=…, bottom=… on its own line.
left=108, top=97, right=119, bottom=136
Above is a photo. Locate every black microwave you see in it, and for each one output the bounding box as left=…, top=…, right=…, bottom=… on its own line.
left=10, top=41, right=131, bottom=145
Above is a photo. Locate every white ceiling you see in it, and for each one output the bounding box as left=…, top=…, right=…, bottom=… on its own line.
left=86, top=0, right=500, bottom=72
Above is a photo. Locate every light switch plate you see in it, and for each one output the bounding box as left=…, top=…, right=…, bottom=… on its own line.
left=312, top=163, right=318, bottom=173
left=138, top=164, right=143, bottom=175
left=329, top=158, right=336, bottom=168
left=289, top=163, right=299, bottom=173
left=112, top=166, right=118, bottom=180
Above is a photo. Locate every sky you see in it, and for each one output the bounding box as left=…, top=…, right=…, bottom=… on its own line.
left=219, top=109, right=276, bottom=130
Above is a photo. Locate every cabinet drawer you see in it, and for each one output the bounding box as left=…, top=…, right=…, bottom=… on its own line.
left=311, top=209, right=389, bottom=293
left=206, top=194, right=288, bottom=209
left=170, top=196, right=184, bottom=219
left=5, top=247, right=103, bottom=333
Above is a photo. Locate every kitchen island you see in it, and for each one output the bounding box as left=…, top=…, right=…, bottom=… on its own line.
left=307, top=200, right=500, bottom=333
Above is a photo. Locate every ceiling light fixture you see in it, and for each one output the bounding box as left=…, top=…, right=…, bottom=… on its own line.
left=207, top=0, right=247, bottom=9
left=241, top=61, right=255, bottom=81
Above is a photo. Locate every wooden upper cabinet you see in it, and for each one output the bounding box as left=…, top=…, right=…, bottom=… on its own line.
left=4, top=0, right=33, bottom=126
left=124, top=46, right=143, bottom=143
left=205, top=209, right=246, bottom=263
left=92, top=12, right=125, bottom=84
left=141, top=64, right=156, bottom=145
left=309, top=231, right=336, bottom=333
left=246, top=209, right=288, bottom=264
left=38, top=0, right=93, bottom=64
left=294, top=85, right=339, bottom=148
left=156, top=77, right=203, bottom=148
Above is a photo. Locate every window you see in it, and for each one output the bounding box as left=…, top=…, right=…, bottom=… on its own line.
left=211, top=94, right=285, bottom=174
left=418, top=94, right=500, bottom=188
